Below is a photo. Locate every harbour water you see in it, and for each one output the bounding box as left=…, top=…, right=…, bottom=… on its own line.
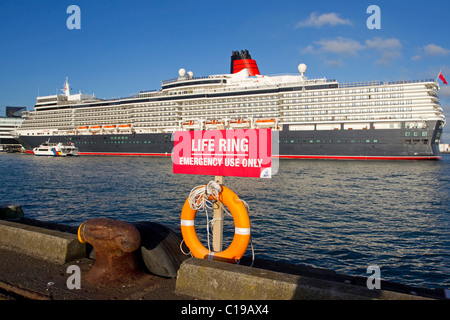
left=1, top=152, right=449, bottom=290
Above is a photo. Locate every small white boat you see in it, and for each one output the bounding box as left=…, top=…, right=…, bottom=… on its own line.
left=33, top=140, right=79, bottom=157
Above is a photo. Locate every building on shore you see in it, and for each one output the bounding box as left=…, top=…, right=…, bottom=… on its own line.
left=439, top=143, right=450, bottom=153
left=0, top=107, right=25, bottom=152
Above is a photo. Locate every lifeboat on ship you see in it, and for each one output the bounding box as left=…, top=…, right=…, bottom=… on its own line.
left=117, top=124, right=132, bottom=131
left=229, top=119, right=250, bottom=129
left=77, top=126, right=89, bottom=132
left=103, top=125, right=116, bottom=132
left=205, top=120, right=225, bottom=130
left=181, top=120, right=200, bottom=130
left=89, top=126, right=102, bottom=133
left=254, top=118, right=276, bottom=128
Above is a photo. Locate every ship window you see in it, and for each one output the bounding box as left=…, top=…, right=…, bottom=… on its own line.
left=413, top=132, right=419, bottom=137
left=421, top=132, right=428, bottom=137
left=405, top=132, right=411, bottom=137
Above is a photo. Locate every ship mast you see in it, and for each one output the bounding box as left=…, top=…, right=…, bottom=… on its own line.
left=62, top=77, right=71, bottom=97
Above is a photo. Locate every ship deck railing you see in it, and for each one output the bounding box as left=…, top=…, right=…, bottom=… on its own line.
left=38, top=78, right=440, bottom=109
left=153, top=78, right=438, bottom=97
left=340, top=79, right=437, bottom=88
left=161, top=75, right=214, bottom=86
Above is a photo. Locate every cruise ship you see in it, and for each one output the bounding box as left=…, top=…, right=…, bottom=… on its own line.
left=13, top=50, right=446, bottom=160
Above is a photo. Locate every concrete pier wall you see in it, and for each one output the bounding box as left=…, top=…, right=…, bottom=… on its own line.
left=0, top=220, right=86, bottom=264
left=175, top=257, right=432, bottom=300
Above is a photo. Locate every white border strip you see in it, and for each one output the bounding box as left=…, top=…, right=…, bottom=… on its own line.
left=181, top=219, right=195, bottom=226
left=235, top=227, right=251, bottom=235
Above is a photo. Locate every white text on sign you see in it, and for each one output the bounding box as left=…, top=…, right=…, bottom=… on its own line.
left=192, top=138, right=249, bottom=153
left=173, top=129, right=273, bottom=178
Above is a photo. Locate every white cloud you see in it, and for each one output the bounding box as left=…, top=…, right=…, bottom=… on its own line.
left=377, top=51, right=402, bottom=66
left=301, top=45, right=316, bottom=55
left=295, top=12, right=353, bottom=28
left=411, top=44, right=450, bottom=61
left=301, top=37, right=364, bottom=56
left=324, top=59, right=343, bottom=67
left=301, top=37, right=402, bottom=66
left=365, top=38, right=402, bottom=65
left=424, top=44, right=450, bottom=56
left=365, top=38, right=402, bottom=51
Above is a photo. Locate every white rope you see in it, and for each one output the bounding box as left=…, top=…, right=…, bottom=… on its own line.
left=185, top=181, right=255, bottom=266
left=188, top=181, right=222, bottom=253
left=188, top=181, right=222, bottom=212
left=179, top=238, right=192, bottom=256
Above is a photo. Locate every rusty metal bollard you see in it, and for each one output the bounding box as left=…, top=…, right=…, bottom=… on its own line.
left=78, top=218, right=143, bottom=286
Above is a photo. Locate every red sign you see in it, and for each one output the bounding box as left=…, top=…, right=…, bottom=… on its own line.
left=172, top=129, right=272, bottom=178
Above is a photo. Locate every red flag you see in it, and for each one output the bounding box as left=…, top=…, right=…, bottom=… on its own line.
left=439, top=71, right=448, bottom=85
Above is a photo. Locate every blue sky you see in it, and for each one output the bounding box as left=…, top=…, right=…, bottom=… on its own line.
left=1, top=0, right=450, bottom=136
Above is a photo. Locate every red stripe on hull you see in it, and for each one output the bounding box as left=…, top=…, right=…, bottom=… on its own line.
left=277, top=155, right=441, bottom=161
left=79, top=152, right=172, bottom=157
left=26, top=150, right=441, bottom=160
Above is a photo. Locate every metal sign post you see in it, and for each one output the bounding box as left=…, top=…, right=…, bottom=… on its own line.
left=212, top=175, right=224, bottom=252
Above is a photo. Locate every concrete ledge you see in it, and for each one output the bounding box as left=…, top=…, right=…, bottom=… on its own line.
left=176, top=258, right=432, bottom=300
left=0, top=220, right=86, bottom=265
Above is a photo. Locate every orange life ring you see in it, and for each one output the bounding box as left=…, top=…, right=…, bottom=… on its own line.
left=180, top=185, right=251, bottom=263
